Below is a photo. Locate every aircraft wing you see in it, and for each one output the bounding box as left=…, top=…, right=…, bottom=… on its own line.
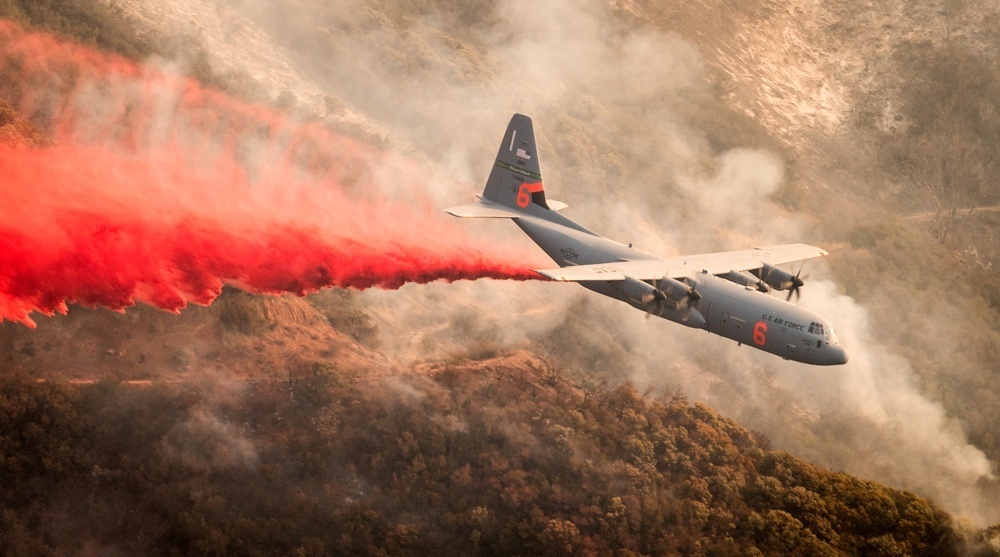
left=536, top=243, right=828, bottom=281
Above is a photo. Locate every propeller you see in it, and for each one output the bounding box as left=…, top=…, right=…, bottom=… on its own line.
left=645, top=300, right=662, bottom=320
left=680, top=286, right=702, bottom=322
left=646, top=278, right=701, bottom=321
left=752, top=264, right=808, bottom=301
left=785, top=268, right=807, bottom=302
left=645, top=288, right=666, bottom=320
left=751, top=265, right=778, bottom=293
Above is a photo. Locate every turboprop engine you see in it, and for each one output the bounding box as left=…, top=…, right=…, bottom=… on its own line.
left=749, top=264, right=805, bottom=300
left=719, top=270, right=770, bottom=293
left=610, top=276, right=706, bottom=328
left=610, top=276, right=704, bottom=322
left=656, top=277, right=701, bottom=308
left=610, top=277, right=665, bottom=305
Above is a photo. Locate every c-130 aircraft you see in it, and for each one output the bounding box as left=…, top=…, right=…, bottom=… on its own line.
left=447, top=114, right=848, bottom=366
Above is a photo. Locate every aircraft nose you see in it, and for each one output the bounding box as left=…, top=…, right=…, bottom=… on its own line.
left=830, top=346, right=849, bottom=365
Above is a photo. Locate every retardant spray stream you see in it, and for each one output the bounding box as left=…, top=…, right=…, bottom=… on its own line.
left=0, top=21, right=543, bottom=327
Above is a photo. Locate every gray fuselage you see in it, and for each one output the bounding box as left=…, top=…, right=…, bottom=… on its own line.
left=516, top=214, right=848, bottom=366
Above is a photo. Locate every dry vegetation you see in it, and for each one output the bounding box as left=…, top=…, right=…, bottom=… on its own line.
left=0, top=0, right=154, bottom=59
left=0, top=98, right=47, bottom=146
left=0, top=0, right=266, bottom=99
left=866, top=42, right=1000, bottom=236
left=614, top=0, right=1000, bottom=492
left=0, top=361, right=976, bottom=555
left=4, top=0, right=1000, bottom=552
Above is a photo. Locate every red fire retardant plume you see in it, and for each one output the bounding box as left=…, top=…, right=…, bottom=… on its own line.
left=0, top=21, right=544, bottom=327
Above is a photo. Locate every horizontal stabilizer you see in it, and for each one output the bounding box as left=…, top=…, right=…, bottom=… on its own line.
left=547, top=199, right=568, bottom=212
left=444, top=198, right=523, bottom=219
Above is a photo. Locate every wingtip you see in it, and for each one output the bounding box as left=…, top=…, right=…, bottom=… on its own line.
left=534, top=270, right=555, bottom=281
left=536, top=268, right=577, bottom=281
left=535, top=268, right=560, bottom=280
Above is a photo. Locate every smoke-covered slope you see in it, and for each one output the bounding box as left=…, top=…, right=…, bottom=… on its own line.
left=2, top=0, right=1000, bottom=545
left=0, top=353, right=967, bottom=555
left=161, top=0, right=1000, bottom=525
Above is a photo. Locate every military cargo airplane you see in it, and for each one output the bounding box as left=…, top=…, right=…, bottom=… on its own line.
left=446, top=114, right=848, bottom=365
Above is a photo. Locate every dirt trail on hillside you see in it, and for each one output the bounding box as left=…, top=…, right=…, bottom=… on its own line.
left=903, top=205, right=1000, bottom=221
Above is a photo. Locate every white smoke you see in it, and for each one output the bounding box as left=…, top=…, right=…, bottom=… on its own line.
left=122, top=0, right=999, bottom=525
left=358, top=0, right=1000, bottom=525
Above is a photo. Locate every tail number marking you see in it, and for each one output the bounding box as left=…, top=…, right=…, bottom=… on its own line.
left=753, top=321, right=768, bottom=346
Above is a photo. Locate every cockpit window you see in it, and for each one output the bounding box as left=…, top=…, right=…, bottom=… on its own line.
left=826, top=327, right=839, bottom=344
left=808, top=322, right=825, bottom=336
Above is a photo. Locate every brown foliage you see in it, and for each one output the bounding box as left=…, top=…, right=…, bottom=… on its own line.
left=0, top=0, right=154, bottom=60
left=0, top=363, right=979, bottom=556
left=0, top=97, right=48, bottom=146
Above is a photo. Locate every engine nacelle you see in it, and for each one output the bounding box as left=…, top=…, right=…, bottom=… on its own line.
left=749, top=264, right=799, bottom=291
left=663, top=306, right=707, bottom=329
left=632, top=276, right=706, bottom=329
left=719, top=271, right=769, bottom=292
left=611, top=277, right=665, bottom=305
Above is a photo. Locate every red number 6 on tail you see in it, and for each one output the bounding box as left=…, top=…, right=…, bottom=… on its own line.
left=516, top=184, right=532, bottom=208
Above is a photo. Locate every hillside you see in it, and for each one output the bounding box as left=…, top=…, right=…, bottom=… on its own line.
left=0, top=345, right=968, bottom=555
left=3, top=0, right=1000, bottom=552
left=1, top=288, right=390, bottom=383
left=169, top=0, right=1000, bottom=525
left=1, top=279, right=977, bottom=553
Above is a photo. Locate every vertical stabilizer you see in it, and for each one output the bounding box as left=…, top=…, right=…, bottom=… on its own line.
left=447, top=114, right=593, bottom=235
left=483, top=114, right=550, bottom=212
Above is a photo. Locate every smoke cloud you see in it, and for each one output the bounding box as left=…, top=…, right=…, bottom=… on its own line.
left=0, top=21, right=545, bottom=327
left=8, top=0, right=996, bottom=526
left=195, top=0, right=999, bottom=524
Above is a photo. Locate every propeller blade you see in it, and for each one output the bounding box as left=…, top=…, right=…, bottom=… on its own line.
left=682, top=284, right=700, bottom=321
left=786, top=266, right=805, bottom=301
left=645, top=298, right=666, bottom=319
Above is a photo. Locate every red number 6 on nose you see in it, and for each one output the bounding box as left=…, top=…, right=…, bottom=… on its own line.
left=753, top=321, right=767, bottom=346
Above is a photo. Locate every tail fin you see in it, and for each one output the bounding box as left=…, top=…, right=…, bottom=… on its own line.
left=445, top=114, right=575, bottom=222
left=483, top=114, right=551, bottom=212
